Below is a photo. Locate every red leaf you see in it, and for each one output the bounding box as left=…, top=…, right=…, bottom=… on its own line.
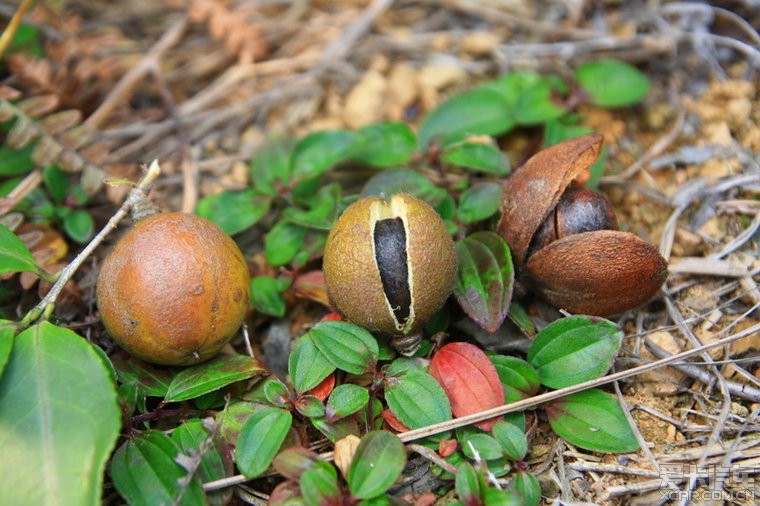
left=320, top=312, right=343, bottom=322
left=438, top=438, right=458, bottom=458
left=294, top=270, right=330, bottom=307
left=429, top=342, right=504, bottom=431
left=380, top=409, right=410, bottom=433
left=306, top=373, right=335, bottom=401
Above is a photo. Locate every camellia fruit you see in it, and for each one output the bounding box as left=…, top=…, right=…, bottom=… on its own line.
left=96, top=212, right=250, bottom=366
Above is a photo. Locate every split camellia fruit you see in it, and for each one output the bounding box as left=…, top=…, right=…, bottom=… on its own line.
left=97, top=212, right=250, bottom=366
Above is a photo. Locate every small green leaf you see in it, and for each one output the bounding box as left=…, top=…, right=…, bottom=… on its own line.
left=0, top=322, right=121, bottom=506
left=300, top=460, right=341, bottom=506
left=165, top=355, right=267, bottom=402
left=216, top=401, right=259, bottom=446
left=325, top=383, right=369, bottom=421
left=512, top=472, right=541, bottom=506
left=291, top=130, right=361, bottom=181
left=0, top=223, right=43, bottom=276
left=457, top=182, right=502, bottom=223
left=171, top=420, right=232, bottom=506
left=273, top=447, right=318, bottom=480
left=111, top=356, right=175, bottom=398
left=196, top=189, right=271, bottom=235
left=294, top=395, right=325, bottom=418
left=235, top=407, right=293, bottom=477
left=546, top=388, right=639, bottom=453
left=384, top=368, right=452, bottom=430
left=43, top=165, right=69, bottom=203
left=527, top=315, right=622, bottom=389
left=310, top=416, right=361, bottom=443
left=454, top=232, right=514, bottom=333
left=309, top=321, right=379, bottom=375
left=265, top=220, right=307, bottom=266
left=288, top=334, right=336, bottom=393
left=576, top=59, right=650, bottom=107
left=418, top=88, right=514, bottom=148
left=361, top=168, right=448, bottom=208
left=507, top=302, right=536, bottom=337
left=455, top=462, right=485, bottom=505
left=0, top=322, right=13, bottom=379
left=353, top=122, right=416, bottom=167
left=250, top=275, right=286, bottom=317
left=284, top=182, right=341, bottom=230
left=110, top=430, right=205, bottom=506
left=488, top=354, right=540, bottom=404
left=514, top=79, right=566, bottom=124
left=483, top=488, right=522, bottom=506
left=348, top=431, right=406, bottom=499
left=250, top=137, right=297, bottom=196
left=63, top=209, right=94, bottom=243
left=262, top=377, right=292, bottom=406
left=0, top=144, right=35, bottom=176
left=460, top=433, right=503, bottom=461
left=492, top=421, right=527, bottom=461
left=441, top=142, right=511, bottom=175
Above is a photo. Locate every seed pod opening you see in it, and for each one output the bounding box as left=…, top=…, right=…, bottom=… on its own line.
left=323, top=194, right=457, bottom=337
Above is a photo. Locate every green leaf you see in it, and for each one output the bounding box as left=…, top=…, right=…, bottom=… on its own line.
left=171, top=419, right=232, bottom=506
left=291, top=130, right=361, bottom=181
left=0, top=322, right=120, bottom=506
left=288, top=334, right=336, bottom=393
left=265, top=220, right=307, bottom=266
left=309, top=321, right=379, bottom=375
left=0, top=322, right=13, bottom=379
left=250, top=137, right=297, bottom=196
left=507, top=302, right=536, bottom=337
left=111, top=356, right=175, bottom=398
left=0, top=144, right=35, bottom=176
left=527, top=315, right=622, bottom=389
left=250, top=275, right=287, bottom=317
left=284, top=182, right=341, bottom=230
left=512, top=472, right=541, bottom=506
left=217, top=401, right=259, bottom=446
left=455, top=462, right=485, bottom=505
left=360, top=168, right=448, bottom=208
left=353, top=122, right=416, bottom=167
left=418, top=88, right=514, bottom=148
left=441, top=142, right=510, bottom=175
left=0, top=223, right=43, bottom=276
left=63, top=209, right=94, bottom=243
left=514, top=79, right=566, bottom=124
left=235, top=407, right=293, bottom=477
left=460, top=432, right=503, bottom=461
left=300, top=460, right=341, bottom=506
left=483, top=488, right=522, bottom=506
left=43, top=165, right=69, bottom=203
left=384, top=368, right=452, bottom=430
left=457, top=182, right=502, bottom=223
left=310, top=416, right=361, bottom=443
left=165, top=354, right=267, bottom=402
left=453, top=231, right=514, bottom=333
left=325, top=383, right=370, bottom=421
left=576, top=59, right=650, bottom=107
left=294, top=395, right=325, bottom=418
left=110, top=430, right=205, bottom=506
left=492, top=421, right=527, bottom=461
left=348, top=431, right=406, bottom=499
left=488, top=354, right=540, bottom=404
left=195, top=188, right=271, bottom=235
left=546, top=388, right=639, bottom=453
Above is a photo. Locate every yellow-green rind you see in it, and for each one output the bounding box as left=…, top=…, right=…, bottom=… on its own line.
left=96, top=212, right=250, bottom=366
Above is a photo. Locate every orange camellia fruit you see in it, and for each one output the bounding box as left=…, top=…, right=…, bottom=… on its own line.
left=96, top=212, right=250, bottom=366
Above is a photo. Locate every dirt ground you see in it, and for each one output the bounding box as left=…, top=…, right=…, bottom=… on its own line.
left=1, top=1, right=759, bottom=504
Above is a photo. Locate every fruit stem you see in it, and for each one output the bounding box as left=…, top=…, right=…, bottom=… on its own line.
left=20, top=160, right=162, bottom=327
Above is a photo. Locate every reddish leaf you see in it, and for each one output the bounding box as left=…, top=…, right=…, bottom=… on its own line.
left=306, top=373, right=335, bottom=402
left=438, top=438, right=458, bottom=458
left=380, top=409, right=410, bottom=433
left=320, top=312, right=343, bottom=322
left=429, top=342, right=504, bottom=431
left=294, top=270, right=330, bottom=307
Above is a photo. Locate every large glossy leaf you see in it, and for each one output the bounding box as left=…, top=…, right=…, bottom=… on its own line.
left=165, top=354, right=267, bottom=402
left=195, top=188, right=271, bottom=235
left=418, top=88, right=514, bottom=148
left=454, top=232, right=514, bottom=333
left=309, top=321, right=379, bottom=375
left=353, top=122, right=416, bottom=167
left=0, top=322, right=120, bottom=506
left=110, top=430, right=206, bottom=506
left=235, top=407, right=293, bottom=477
left=288, top=334, right=336, bottom=393
left=527, top=315, right=622, bottom=389
left=0, top=223, right=43, bottom=276
left=384, top=368, right=452, bottom=430
left=576, top=59, right=650, bottom=107
left=291, top=130, right=361, bottom=181
left=546, top=388, right=639, bottom=453
left=347, top=431, right=406, bottom=499
left=429, top=342, right=504, bottom=431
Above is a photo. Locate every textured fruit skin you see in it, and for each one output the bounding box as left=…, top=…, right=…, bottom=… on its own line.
left=96, top=212, right=249, bottom=366
left=322, top=194, right=456, bottom=335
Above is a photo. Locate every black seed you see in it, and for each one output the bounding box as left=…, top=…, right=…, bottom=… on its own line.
left=374, top=218, right=412, bottom=326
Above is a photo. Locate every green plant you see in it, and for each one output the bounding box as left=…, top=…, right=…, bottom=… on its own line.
left=0, top=61, right=658, bottom=505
